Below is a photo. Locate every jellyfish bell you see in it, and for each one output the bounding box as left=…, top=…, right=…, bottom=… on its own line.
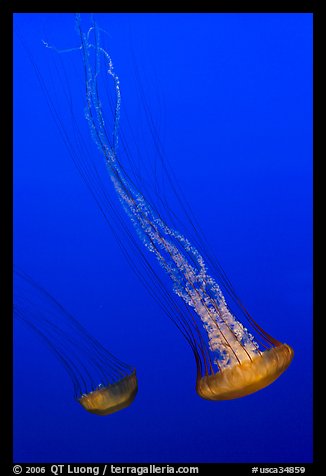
left=79, top=371, right=138, bottom=415
left=196, top=343, right=294, bottom=400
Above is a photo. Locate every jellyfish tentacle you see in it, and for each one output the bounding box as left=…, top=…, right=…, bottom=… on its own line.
left=74, top=16, right=293, bottom=381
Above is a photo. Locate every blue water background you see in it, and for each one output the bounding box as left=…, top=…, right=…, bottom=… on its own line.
left=14, top=13, right=313, bottom=463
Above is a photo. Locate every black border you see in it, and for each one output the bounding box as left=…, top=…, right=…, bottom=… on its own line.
left=1, top=0, right=14, bottom=469
left=1, top=0, right=320, bottom=474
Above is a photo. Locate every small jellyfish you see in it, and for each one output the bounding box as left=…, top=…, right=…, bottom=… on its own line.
left=14, top=270, right=137, bottom=414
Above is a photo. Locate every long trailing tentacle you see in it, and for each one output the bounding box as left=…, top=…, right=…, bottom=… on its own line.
left=75, top=15, right=277, bottom=374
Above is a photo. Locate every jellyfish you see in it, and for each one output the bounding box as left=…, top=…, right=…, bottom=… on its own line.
left=14, top=270, right=137, bottom=414
left=44, top=15, right=293, bottom=400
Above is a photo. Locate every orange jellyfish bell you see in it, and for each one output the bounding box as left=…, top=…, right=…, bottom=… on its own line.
left=78, top=371, right=138, bottom=415
left=196, top=343, right=294, bottom=400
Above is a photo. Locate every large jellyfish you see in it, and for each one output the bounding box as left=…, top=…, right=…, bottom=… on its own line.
left=45, top=15, right=293, bottom=400
left=14, top=270, right=137, bottom=414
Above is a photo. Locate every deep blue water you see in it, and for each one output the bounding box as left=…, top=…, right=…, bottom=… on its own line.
left=14, top=13, right=313, bottom=463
